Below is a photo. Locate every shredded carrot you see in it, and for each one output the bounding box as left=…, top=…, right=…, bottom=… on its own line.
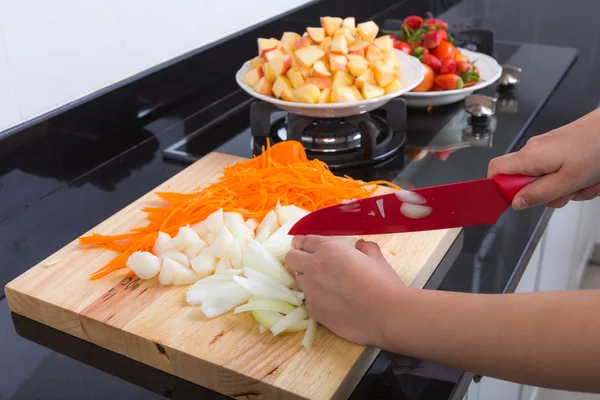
left=390, top=250, right=399, bottom=256
left=80, top=140, right=401, bottom=279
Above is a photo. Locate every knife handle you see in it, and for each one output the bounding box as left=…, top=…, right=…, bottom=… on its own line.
left=493, top=174, right=539, bottom=203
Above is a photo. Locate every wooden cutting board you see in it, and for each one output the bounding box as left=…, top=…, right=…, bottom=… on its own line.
left=5, top=152, right=460, bottom=400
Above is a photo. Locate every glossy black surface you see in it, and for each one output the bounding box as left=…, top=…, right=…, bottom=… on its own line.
left=0, top=0, right=597, bottom=398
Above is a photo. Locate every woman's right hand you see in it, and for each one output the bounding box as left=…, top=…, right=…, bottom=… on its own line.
left=487, top=109, right=600, bottom=210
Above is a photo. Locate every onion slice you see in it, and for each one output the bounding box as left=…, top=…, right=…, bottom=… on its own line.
left=302, top=317, right=318, bottom=349
left=400, top=203, right=432, bottom=219
left=261, top=220, right=294, bottom=261
left=251, top=310, right=308, bottom=332
left=271, top=306, right=309, bottom=336
left=233, top=276, right=301, bottom=305
left=242, top=240, right=295, bottom=287
left=275, top=200, right=309, bottom=225
left=255, top=210, right=279, bottom=242
left=234, top=299, right=296, bottom=314
left=243, top=268, right=303, bottom=303
left=395, top=190, right=427, bottom=205
left=200, top=281, right=251, bottom=318
left=376, top=199, right=385, bottom=218
left=186, top=277, right=230, bottom=305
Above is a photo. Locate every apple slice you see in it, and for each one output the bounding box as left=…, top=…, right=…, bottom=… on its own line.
left=351, top=85, right=364, bottom=100
left=281, top=88, right=296, bottom=102
left=357, top=21, right=379, bottom=42
left=382, top=52, right=401, bottom=69
left=319, top=36, right=332, bottom=51
left=347, top=54, right=366, bottom=63
left=373, top=64, right=396, bottom=87
left=249, top=57, right=264, bottom=69
left=281, top=32, right=300, bottom=50
left=272, top=76, right=293, bottom=98
left=348, top=57, right=369, bottom=77
left=295, top=46, right=325, bottom=68
left=349, top=39, right=370, bottom=52
left=294, top=83, right=321, bottom=103
left=330, top=33, right=348, bottom=54
left=361, top=82, right=385, bottom=99
left=331, top=86, right=357, bottom=103
left=354, top=69, right=376, bottom=89
left=348, top=48, right=365, bottom=57
left=263, top=48, right=285, bottom=62
left=306, top=27, right=325, bottom=43
left=292, top=35, right=312, bottom=50
left=329, top=54, right=348, bottom=72
left=305, top=77, right=332, bottom=90
left=366, top=45, right=384, bottom=65
left=242, top=66, right=264, bottom=86
left=332, top=70, right=354, bottom=89
left=343, top=17, right=356, bottom=30
left=312, top=60, right=332, bottom=77
left=383, top=79, right=402, bottom=94
left=334, top=27, right=355, bottom=45
left=286, top=67, right=305, bottom=89
left=319, top=88, right=331, bottom=103
left=258, top=38, right=279, bottom=54
left=268, top=55, right=292, bottom=76
left=373, top=35, right=393, bottom=53
left=320, top=16, right=343, bottom=36
left=263, top=63, right=277, bottom=82
left=253, top=77, right=273, bottom=96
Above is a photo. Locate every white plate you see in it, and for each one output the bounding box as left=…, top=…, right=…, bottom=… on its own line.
left=235, top=49, right=425, bottom=118
left=401, top=48, right=502, bottom=108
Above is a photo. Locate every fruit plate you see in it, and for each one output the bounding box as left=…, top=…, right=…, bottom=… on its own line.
left=401, top=48, right=502, bottom=108
left=235, top=49, right=425, bottom=118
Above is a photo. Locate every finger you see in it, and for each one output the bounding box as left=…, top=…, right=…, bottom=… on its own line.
left=512, top=172, right=576, bottom=210
left=573, top=182, right=600, bottom=201
left=284, top=249, right=311, bottom=273
left=545, top=193, right=575, bottom=209
left=294, top=273, right=307, bottom=291
left=487, top=146, right=561, bottom=179
left=355, top=239, right=385, bottom=260
left=292, top=235, right=329, bottom=253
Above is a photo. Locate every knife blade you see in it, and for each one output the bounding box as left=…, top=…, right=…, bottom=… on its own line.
left=288, top=174, right=538, bottom=236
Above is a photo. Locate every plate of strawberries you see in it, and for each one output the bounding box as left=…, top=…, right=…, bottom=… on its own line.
left=388, top=16, right=502, bottom=107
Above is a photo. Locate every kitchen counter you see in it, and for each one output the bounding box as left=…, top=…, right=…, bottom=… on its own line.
left=1, top=0, right=598, bottom=399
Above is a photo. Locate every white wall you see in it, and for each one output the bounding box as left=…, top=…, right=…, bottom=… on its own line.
left=0, top=0, right=312, bottom=133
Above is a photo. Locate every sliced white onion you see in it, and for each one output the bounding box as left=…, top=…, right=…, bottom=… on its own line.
left=190, top=273, right=233, bottom=287
left=159, top=258, right=199, bottom=285
left=186, top=278, right=230, bottom=305
left=225, top=215, right=253, bottom=239
left=227, top=237, right=245, bottom=269
left=215, top=257, right=233, bottom=273
left=203, top=225, right=234, bottom=258
left=153, top=231, right=172, bottom=256
left=255, top=210, right=280, bottom=243
left=245, top=218, right=259, bottom=231
left=395, top=190, right=427, bottom=205
left=204, top=208, right=224, bottom=234
left=302, top=317, right=318, bottom=349
left=202, top=232, right=215, bottom=245
left=242, top=240, right=295, bottom=287
left=233, top=276, right=301, bottom=305
left=222, top=269, right=244, bottom=277
left=234, top=299, right=296, bottom=314
left=126, top=251, right=161, bottom=279
left=339, top=203, right=361, bottom=213
left=275, top=200, right=309, bottom=225
left=223, top=212, right=245, bottom=225
left=376, top=198, right=386, bottom=218
left=183, top=238, right=208, bottom=260
left=261, top=220, right=294, bottom=261
left=242, top=267, right=303, bottom=304
left=190, top=252, right=218, bottom=278
left=200, top=281, right=251, bottom=318
left=191, top=220, right=209, bottom=236
left=251, top=310, right=283, bottom=329
left=271, top=306, right=309, bottom=336
left=291, top=290, right=305, bottom=301
left=400, top=203, right=432, bottom=219
left=160, top=250, right=190, bottom=267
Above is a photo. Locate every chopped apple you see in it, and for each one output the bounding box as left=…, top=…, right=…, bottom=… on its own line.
left=312, top=60, right=332, bottom=77
left=349, top=39, right=370, bottom=52
left=347, top=54, right=366, bottom=63
left=258, top=38, right=279, bottom=54
left=331, top=86, right=357, bottom=103
left=272, top=76, right=293, bottom=98
left=268, top=55, right=292, bottom=76
left=306, top=27, right=325, bottom=43
left=281, top=88, right=296, bottom=102
left=361, top=82, right=385, bottom=99
left=373, top=35, right=393, bottom=53
left=295, top=46, right=325, bottom=68
left=357, top=21, right=379, bottom=42
left=320, top=16, right=343, bottom=36
left=262, top=48, right=285, bottom=62
left=330, top=34, right=348, bottom=54
left=354, top=69, right=376, bottom=89
left=319, top=88, right=331, bottom=103
left=351, top=85, right=364, bottom=100
left=366, top=45, right=384, bottom=65
left=343, top=17, right=356, bottom=30
left=253, top=77, right=273, bottom=96
left=292, top=35, right=312, bottom=50
left=332, top=70, right=354, bottom=88
left=383, top=79, right=402, bottom=94
left=334, top=27, right=355, bottom=45
left=281, top=32, right=300, bottom=50
left=382, top=51, right=401, bottom=69
left=373, top=64, right=396, bottom=87
left=263, top=63, right=277, bottom=82
left=298, top=65, right=312, bottom=79
left=249, top=57, right=264, bottom=69
left=348, top=48, right=365, bottom=57
left=294, top=83, right=321, bottom=103
left=348, top=57, right=369, bottom=77
left=329, top=54, right=348, bottom=72
left=319, top=36, right=332, bottom=51
left=305, top=77, right=332, bottom=90
left=286, top=67, right=305, bottom=89
left=242, top=66, right=264, bottom=86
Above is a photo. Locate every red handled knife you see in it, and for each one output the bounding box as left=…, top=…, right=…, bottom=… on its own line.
left=288, top=174, right=538, bottom=236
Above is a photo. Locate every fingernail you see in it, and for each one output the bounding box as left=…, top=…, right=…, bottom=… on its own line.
left=513, top=196, right=530, bottom=210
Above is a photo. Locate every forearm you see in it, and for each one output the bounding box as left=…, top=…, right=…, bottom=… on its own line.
left=382, top=288, right=600, bottom=392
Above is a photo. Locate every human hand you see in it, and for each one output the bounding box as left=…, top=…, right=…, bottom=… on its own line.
left=487, top=109, right=600, bottom=210
left=284, top=236, right=405, bottom=347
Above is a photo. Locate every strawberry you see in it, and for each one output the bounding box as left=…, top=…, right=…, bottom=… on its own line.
left=422, top=54, right=441, bottom=72
left=422, top=31, right=444, bottom=49
left=440, top=58, right=456, bottom=74
left=435, top=74, right=464, bottom=90
left=461, top=70, right=481, bottom=87
left=412, top=46, right=429, bottom=61
left=438, top=30, right=449, bottom=42
left=456, top=61, right=472, bottom=74
left=424, top=18, right=449, bottom=30
left=403, top=16, right=423, bottom=31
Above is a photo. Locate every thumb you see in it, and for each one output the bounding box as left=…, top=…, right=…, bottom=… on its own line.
left=512, top=172, right=573, bottom=209
left=355, top=239, right=386, bottom=260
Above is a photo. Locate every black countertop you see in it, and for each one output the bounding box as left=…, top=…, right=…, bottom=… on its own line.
left=1, top=0, right=599, bottom=398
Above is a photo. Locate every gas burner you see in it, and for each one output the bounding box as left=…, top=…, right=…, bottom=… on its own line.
left=250, top=98, right=407, bottom=169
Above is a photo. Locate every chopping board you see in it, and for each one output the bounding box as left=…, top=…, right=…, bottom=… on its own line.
left=5, top=152, right=461, bottom=400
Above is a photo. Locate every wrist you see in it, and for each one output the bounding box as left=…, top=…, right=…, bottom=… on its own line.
left=377, top=285, right=420, bottom=351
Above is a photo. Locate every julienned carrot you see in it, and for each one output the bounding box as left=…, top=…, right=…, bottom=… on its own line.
left=80, top=140, right=401, bottom=279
